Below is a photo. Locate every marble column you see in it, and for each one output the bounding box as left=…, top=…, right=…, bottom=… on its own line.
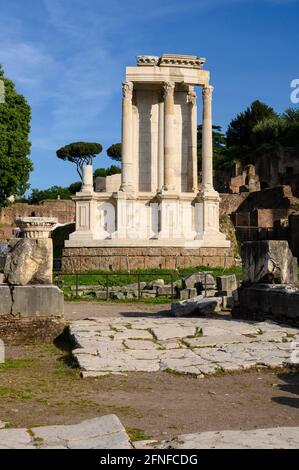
left=187, top=89, right=198, bottom=191
left=81, top=164, right=94, bottom=193
left=121, top=81, right=134, bottom=192
left=157, top=98, right=164, bottom=191
left=163, top=81, right=175, bottom=191
left=202, top=85, right=214, bottom=191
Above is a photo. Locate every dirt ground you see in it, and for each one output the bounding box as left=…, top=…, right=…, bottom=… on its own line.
left=64, top=301, right=172, bottom=320
left=1, top=340, right=299, bottom=441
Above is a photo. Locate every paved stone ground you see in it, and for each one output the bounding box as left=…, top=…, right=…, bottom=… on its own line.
left=134, top=427, right=299, bottom=449
left=0, top=415, right=131, bottom=449
left=1, top=415, right=299, bottom=449
left=69, top=317, right=299, bottom=377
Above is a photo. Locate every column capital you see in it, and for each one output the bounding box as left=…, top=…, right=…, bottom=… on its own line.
left=202, top=85, right=214, bottom=100
left=187, top=90, right=197, bottom=106
left=122, top=81, right=133, bottom=99
left=163, top=81, right=175, bottom=99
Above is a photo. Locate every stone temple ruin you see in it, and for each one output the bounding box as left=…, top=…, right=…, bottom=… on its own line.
left=62, top=54, right=231, bottom=272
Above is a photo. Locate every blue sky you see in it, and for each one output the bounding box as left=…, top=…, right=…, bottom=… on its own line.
left=0, top=0, right=298, bottom=190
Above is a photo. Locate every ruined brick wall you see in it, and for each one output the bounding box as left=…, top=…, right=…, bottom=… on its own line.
left=0, top=200, right=75, bottom=228
left=62, top=247, right=234, bottom=273
left=219, top=193, right=248, bottom=216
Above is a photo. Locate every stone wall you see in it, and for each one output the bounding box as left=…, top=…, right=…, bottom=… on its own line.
left=0, top=200, right=75, bottom=231
left=219, top=193, right=248, bottom=216
left=62, top=246, right=234, bottom=273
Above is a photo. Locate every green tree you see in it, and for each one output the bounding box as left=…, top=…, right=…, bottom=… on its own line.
left=226, top=100, right=277, bottom=163
left=68, top=181, right=82, bottom=194
left=0, top=65, right=32, bottom=206
left=93, top=165, right=121, bottom=179
left=197, top=125, right=227, bottom=170
left=107, top=143, right=121, bottom=162
left=28, top=185, right=71, bottom=204
left=56, top=142, right=102, bottom=179
left=253, top=107, right=299, bottom=149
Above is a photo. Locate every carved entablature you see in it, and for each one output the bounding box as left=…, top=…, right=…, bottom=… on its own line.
left=136, top=56, right=159, bottom=66
left=159, top=54, right=206, bottom=70
left=122, top=81, right=134, bottom=99
left=136, top=54, right=206, bottom=70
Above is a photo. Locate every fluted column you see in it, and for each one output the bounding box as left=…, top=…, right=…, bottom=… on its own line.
left=163, top=81, right=175, bottom=191
left=157, top=98, right=164, bottom=191
left=187, top=89, right=198, bottom=191
left=202, top=85, right=214, bottom=191
left=121, top=81, right=134, bottom=192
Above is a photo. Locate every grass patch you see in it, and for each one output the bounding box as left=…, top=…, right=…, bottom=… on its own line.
left=56, top=265, right=243, bottom=301
left=126, top=427, right=152, bottom=441
left=0, top=387, right=33, bottom=400
left=0, top=358, right=39, bottom=370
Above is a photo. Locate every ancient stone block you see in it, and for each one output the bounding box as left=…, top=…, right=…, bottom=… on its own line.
left=216, top=275, right=238, bottom=294
left=183, top=272, right=215, bottom=293
left=180, top=288, right=197, bottom=300
left=0, top=285, right=13, bottom=315
left=171, top=296, right=221, bottom=317
left=4, top=239, right=53, bottom=285
left=242, top=240, right=297, bottom=284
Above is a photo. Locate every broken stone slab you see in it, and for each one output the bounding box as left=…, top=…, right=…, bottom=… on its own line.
left=0, top=285, right=64, bottom=318
left=134, top=427, right=299, bottom=449
left=4, top=238, right=53, bottom=285
left=32, top=415, right=132, bottom=449
left=182, top=272, right=215, bottom=293
left=0, top=428, right=36, bottom=449
left=242, top=240, right=297, bottom=284
left=171, top=296, right=221, bottom=317
left=216, top=275, right=238, bottom=294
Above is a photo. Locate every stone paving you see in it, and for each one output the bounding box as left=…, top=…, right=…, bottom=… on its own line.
left=0, top=415, right=131, bottom=449
left=69, top=317, right=299, bottom=377
left=134, top=427, right=299, bottom=449
left=1, top=415, right=299, bottom=449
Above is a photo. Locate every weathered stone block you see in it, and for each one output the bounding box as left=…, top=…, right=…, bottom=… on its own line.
left=0, top=285, right=63, bottom=318
left=171, top=296, right=221, bottom=317
left=183, top=272, right=215, bottom=293
left=12, top=285, right=64, bottom=317
left=180, top=288, right=197, bottom=300
left=0, top=285, right=13, bottom=315
left=216, top=275, right=238, bottom=293
left=242, top=240, right=297, bottom=284
left=4, top=239, right=53, bottom=285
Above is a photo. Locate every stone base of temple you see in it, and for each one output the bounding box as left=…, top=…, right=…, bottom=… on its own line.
left=61, top=246, right=234, bottom=273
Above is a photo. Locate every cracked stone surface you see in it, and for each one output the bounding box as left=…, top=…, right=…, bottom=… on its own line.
left=134, top=427, right=299, bottom=449
left=0, top=415, right=131, bottom=449
left=69, top=317, right=299, bottom=377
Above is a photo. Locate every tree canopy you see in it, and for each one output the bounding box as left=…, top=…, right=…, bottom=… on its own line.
left=107, top=143, right=121, bottom=162
left=93, top=165, right=121, bottom=179
left=56, top=141, right=102, bottom=179
left=226, top=100, right=277, bottom=164
left=0, top=64, right=32, bottom=206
